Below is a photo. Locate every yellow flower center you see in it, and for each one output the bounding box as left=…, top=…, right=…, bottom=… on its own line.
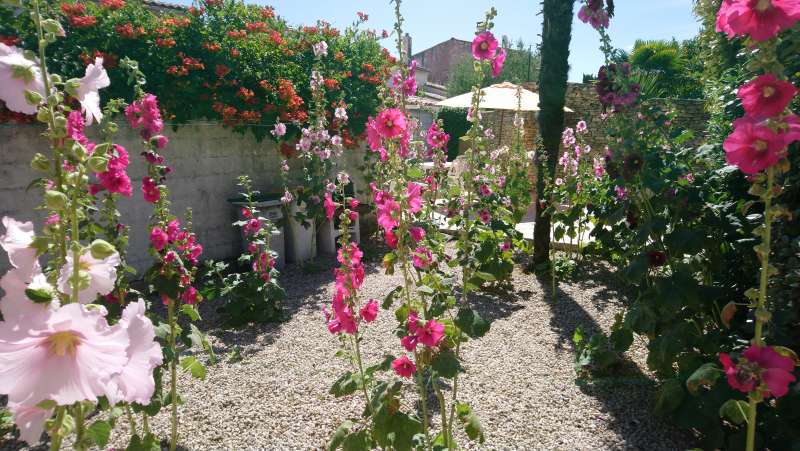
left=762, top=86, right=776, bottom=98
left=480, top=41, right=488, bottom=50
left=754, top=139, right=768, bottom=152
left=755, top=0, right=772, bottom=12
left=385, top=120, right=394, bottom=129
left=46, top=331, right=81, bottom=357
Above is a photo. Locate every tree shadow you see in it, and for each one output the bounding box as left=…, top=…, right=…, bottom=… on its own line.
left=467, top=287, right=526, bottom=324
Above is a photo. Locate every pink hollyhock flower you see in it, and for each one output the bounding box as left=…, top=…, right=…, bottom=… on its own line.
left=409, top=226, right=426, bottom=242
left=471, top=31, right=498, bottom=60
left=491, top=48, right=506, bottom=78
left=781, top=113, right=800, bottom=145
left=720, top=345, right=797, bottom=398
left=376, top=194, right=401, bottom=232
left=7, top=402, right=52, bottom=445
left=141, top=177, right=161, bottom=203
left=149, top=226, right=169, bottom=251
left=576, top=120, right=588, bottom=133
left=58, top=249, right=120, bottom=303
left=366, top=117, right=383, bottom=151
left=392, top=355, right=416, bottom=378
left=104, top=299, right=163, bottom=405
left=155, top=135, right=169, bottom=149
left=181, top=286, right=199, bottom=304
left=350, top=198, right=360, bottom=209
left=0, top=303, right=129, bottom=407
left=375, top=108, right=408, bottom=139
left=400, top=334, right=418, bottom=352
left=499, top=240, right=512, bottom=252
left=76, top=57, right=110, bottom=125
left=313, top=40, right=328, bottom=58
left=417, top=319, right=445, bottom=347
left=384, top=229, right=398, bottom=248
left=188, top=244, right=203, bottom=264
left=328, top=305, right=358, bottom=335
left=738, top=73, right=797, bottom=119
left=1, top=264, right=57, bottom=324
left=324, top=193, right=337, bottom=220
left=402, top=75, right=417, bottom=96
left=724, top=117, right=787, bottom=174
left=359, top=299, right=378, bottom=323
left=67, top=111, right=89, bottom=145
left=407, top=310, right=420, bottom=335
left=614, top=185, right=627, bottom=200
left=412, top=246, right=433, bottom=270
left=1, top=216, right=36, bottom=271
left=426, top=123, right=450, bottom=149
left=0, top=44, right=45, bottom=115
left=479, top=184, right=493, bottom=197
left=125, top=94, right=164, bottom=139
left=717, top=0, right=800, bottom=42
left=478, top=209, right=491, bottom=224
left=97, top=170, right=132, bottom=197
left=272, top=122, right=286, bottom=137
left=167, top=219, right=181, bottom=241
left=578, top=4, right=610, bottom=29
left=406, top=182, right=423, bottom=213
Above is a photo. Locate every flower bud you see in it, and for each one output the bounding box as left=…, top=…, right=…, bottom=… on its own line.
left=49, top=74, right=61, bottom=84
left=53, top=115, right=68, bottom=138
left=30, top=153, right=51, bottom=172
left=70, top=142, right=87, bottom=161
left=64, top=78, right=81, bottom=98
left=41, top=19, right=66, bottom=37
left=24, top=89, right=43, bottom=106
left=92, top=142, right=111, bottom=157
left=87, top=154, right=109, bottom=173
left=44, top=190, right=68, bottom=210
left=36, top=108, right=51, bottom=123
left=90, top=239, right=117, bottom=259
left=25, top=287, right=54, bottom=304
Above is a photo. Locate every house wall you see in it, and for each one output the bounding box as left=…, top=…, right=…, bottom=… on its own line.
left=412, top=38, right=472, bottom=86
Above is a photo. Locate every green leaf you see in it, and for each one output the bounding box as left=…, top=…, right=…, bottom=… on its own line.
left=572, top=324, right=584, bottom=346
left=719, top=399, right=750, bottom=425
left=126, top=433, right=161, bottom=451
left=329, top=420, right=354, bottom=451
left=86, top=420, right=112, bottom=448
left=609, top=327, right=633, bottom=353
left=372, top=405, right=423, bottom=451
left=342, top=429, right=372, bottom=451
left=382, top=286, right=403, bottom=309
left=654, top=378, right=685, bottom=415
left=474, top=271, right=496, bottom=282
left=181, top=304, right=200, bottom=321
left=686, top=363, right=721, bottom=395
left=431, top=349, right=463, bottom=379
left=455, top=307, right=490, bottom=338
left=330, top=371, right=359, bottom=397
left=180, top=356, right=206, bottom=380
left=455, top=402, right=485, bottom=443
left=152, top=272, right=180, bottom=300
left=406, top=167, right=425, bottom=179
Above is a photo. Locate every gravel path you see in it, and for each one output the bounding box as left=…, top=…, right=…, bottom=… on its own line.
left=2, top=247, right=691, bottom=450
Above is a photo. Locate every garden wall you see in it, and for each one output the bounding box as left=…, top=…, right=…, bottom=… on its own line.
left=0, top=122, right=367, bottom=275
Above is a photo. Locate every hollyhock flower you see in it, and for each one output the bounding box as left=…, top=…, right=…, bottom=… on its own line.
left=181, top=286, right=199, bottom=304
left=716, top=0, right=800, bottom=42
left=67, top=111, right=89, bottom=145
left=313, top=40, right=328, bottom=58
left=167, top=219, right=181, bottom=241
left=97, top=169, right=132, bottom=197
left=0, top=303, right=129, bottom=406
left=400, top=334, right=418, bottom=352
left=376, top=195, right=401, bottom=232
left=384, top=229, right=398, bottom=248
left=417, top=319, right=445, bottom=347
left=359, top=299, right=378, bottom=323
left=376, top=108, right=408, bottom=139
left=0, top=44, right=46, bottom=115
left=402, top=74, right=417, bottom=96
left=406, top=182, right=423, bottom=213
left=58, top=249, right=120, bottom=303
left=407, top=310, right=421, bottom=335
left=1, top=216, right=36, bottom=271
left=472, top=31, right=498, bottom=60
left=244, top=218, right=261, bottom=235
left=781, top=113, right=800, bottom=146
left=478, top=209, right=491, bottom=224
left=271, top=122, right=286, bottom=138
left=409, top=226, right=426, bottom=242
left=75, top=57, right=110, bottom=125
left=578, top=3, right=610, bottom=29
left=426, top=123, right=450, bottom=149
left=125, top=94, right=164, bottom=139
left=614, top=185, right=627, bottom=200
left=720, top=345, right=796, bottom=398
left=104, top=299, right=163, bottom=405
left=724, top=117, right=787, bottom=174
left=738, top=73, right=797, bottom=119
left=328, top=305, right=357, bottom=335
left=323, top=193, right=337, bottom=220
left=491, top=48, right=506, bottom=78
left=155, top=135, right=169, bottom=149
left=0, top=264, right=57, bottom=323
left=335, top=107, right=348, bottom=122
left=479, top=184, right=493, bottom=197
left=7, top=402, right=52, bottom=445
left=576, top=120, right=588, bottom=133
left=281, top=190, right=294, bottom=204
left=499, top=240, right=512, bottom=252
left=365, top=117, right=383, bottom=151
left=412, top=247, right=433, bottom=269
left=149, top=226, right=168, bottom=251
left=141, top=176, right=161, bottom=203
left=392, top=355, right=417, bottom=378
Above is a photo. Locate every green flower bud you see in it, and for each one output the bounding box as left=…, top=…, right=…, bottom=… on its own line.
left=44, top=190, right=68, bottom=210
left=90, top=239, right=117, bottom=259
left=36, top=108, right=50, bottom=123
left=30, top=153, right=51, bottom=172
left=25, top=286, right=54, bottom=304
left=92, top=142, right=111, bottom=157
left=70, top=142, right=87, bottom=161
left=64, top=79, right=81, bottom=98
left=49, top=74, right=61, bottom=84
left=41, top=19, right=65, bottom=37
left=64, top=171, right=87, bottom=187
left=24, top=89, right=43, bottom=106
left=53, top=115, right=67, bottom=138
left=87, top=154, right=109, bottom=173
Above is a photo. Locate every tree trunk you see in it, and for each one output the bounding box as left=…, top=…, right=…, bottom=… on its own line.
left=531, top=0, right=575, bottom=268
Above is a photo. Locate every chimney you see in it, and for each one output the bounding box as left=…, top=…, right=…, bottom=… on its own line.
left=402, top=33, right=412, bottom=60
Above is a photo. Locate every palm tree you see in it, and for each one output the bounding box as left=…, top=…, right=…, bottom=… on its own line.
left=531, top=0, right=575, bottom=269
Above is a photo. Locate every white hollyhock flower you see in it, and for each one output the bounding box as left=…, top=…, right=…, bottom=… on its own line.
left=313, top=40, right=328, bottom=58
left=76, top=57, right=110, bottom=125
left=58, top=249, right=120, bottom=303
left=1, top=216, right=37, bottom=273
left=0, top=44, right=45, bottom=115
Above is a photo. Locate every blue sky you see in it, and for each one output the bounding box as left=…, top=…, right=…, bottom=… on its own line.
left=171, top=0, right=701, bottom=82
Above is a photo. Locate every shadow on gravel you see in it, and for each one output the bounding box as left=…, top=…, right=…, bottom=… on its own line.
left=536, top=269, right=692, bottom=449
left=468, top=287, right=526, bottom=323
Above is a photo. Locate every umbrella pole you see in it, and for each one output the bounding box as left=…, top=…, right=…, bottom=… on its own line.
left=499, top=110, right=504, bottom=146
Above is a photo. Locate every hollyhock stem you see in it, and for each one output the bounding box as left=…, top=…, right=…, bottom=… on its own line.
left=351, top=334, right=373, bottom=414
left=168, top=297, right=179, bottom=451
left=142, top=412, right=151, bottom=435
left=745, top=166, right=775, bottom=451
left=69, top=168, right=84, bottom=305
left=414, top=351, right=431, bottom=451
left=74, top=402, right=85, bottom=450
left=49, top=407, right=66, bottom=451
left=125, top=405, right=138, bottom=436
left=433, top=384, right=450, bottom=448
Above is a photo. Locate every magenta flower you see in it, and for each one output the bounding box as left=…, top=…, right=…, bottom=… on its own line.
left=400, top=334, right=419, bottom=351
left=359, top=299, right=378, bottom=323
left=376, top=193, right=401, bottom=232
left=141, top=177, right=161, bottom=203
left=409, top=226, right=426, bottom=242
left=149, top=226, right=169, bottom=251
left=407, top=310, right=421, bottom=335
left=426, top=122, right=450, bottom=149
left=375, top=108, right=408, bottom=139
left=478, top=209, right=491, bottom=224
left=366, top=117, right=383, bottom=151
left=406, top=182, right=423, bottom=213
left=412, top=246, right=433, bottom=270
left=491, top=48, right=506, bottom=78
left=781, top=113, right=800, bottom=146
left=720, top=345, right=797, bottom=398
left=392, top=355, right=417, bottom=378
left=471, top=31, right=498, bottom=60
left=384, top=229, right=398, bottom=249
left=479, top=184, right=493, bottom=197
left=417, top=319, right=445, bottom=347
left=717, top=0, right=800, bottom=42
left=724, top=117, right=787, bottom=174
left=738, top=73, right=797, bottom=119
left=578, top=3, right=610, bottom=29
left=125, top=94, right=164, bottom=140
left=324, top=193, right=337, bottom=220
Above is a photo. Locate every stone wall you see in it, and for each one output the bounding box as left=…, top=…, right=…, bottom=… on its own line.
left=411, top=38, right=472, bottom=86
left=0, top=121, right=366, bottom=275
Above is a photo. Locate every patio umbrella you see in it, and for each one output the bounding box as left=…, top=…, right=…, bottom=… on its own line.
left=435, top=82, right=573, bottom=112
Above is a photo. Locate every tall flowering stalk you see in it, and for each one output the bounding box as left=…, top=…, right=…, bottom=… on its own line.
left=0, top=3, right=166, bottom=450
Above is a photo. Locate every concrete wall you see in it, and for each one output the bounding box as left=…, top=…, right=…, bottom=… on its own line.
left=0, top=121, right=366, bottom=275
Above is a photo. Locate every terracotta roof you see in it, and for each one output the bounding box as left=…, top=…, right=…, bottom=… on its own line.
left=141, top=0, right=186, bottom=11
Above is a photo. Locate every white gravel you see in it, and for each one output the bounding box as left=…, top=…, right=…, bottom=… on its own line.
left=2, top=247, right=691, bottom=450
